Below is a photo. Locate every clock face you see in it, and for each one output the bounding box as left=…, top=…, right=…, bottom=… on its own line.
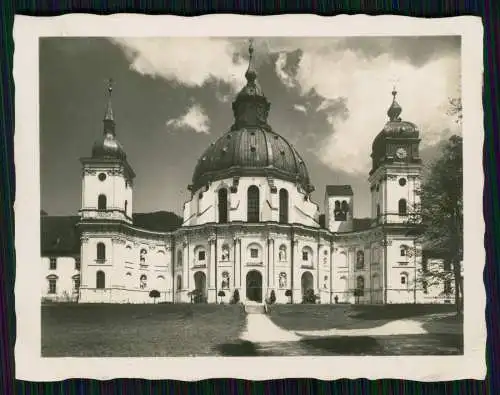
left=396, top=147, right=407, bottom=159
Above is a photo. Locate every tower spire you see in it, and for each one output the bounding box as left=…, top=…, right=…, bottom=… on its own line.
left=387, top=86, right=402, bottom=122
left=245, top=38, right=257, bottom=83
left=103, top=78, right=115, bottom=135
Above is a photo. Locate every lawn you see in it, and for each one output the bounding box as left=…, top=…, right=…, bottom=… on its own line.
left=42, top=303, right=246, bottom=357
left=267, top=304, right=459, bottom=331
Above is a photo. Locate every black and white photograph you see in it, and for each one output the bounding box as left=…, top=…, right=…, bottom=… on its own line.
left=14, top=15, right=485, bottom=381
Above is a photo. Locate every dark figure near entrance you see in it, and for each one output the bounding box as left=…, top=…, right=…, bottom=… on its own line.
left=334, top=295, right=339, bottom=304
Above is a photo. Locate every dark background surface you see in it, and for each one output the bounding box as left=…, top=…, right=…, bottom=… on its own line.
left=1, top=1, right=499, bottom=394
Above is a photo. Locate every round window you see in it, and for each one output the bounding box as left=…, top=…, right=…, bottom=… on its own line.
left=399, top=178, right=407, bottom=186
left=98, top=173, right=107, bottom=181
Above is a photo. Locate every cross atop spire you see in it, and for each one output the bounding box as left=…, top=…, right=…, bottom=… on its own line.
left=104, top=78, right=114, bottom=122
left=103, top=78, right=116, bottom=135
left=387, top=86, right=402, bottom=122
left=245, top=38, right=257, bottom=83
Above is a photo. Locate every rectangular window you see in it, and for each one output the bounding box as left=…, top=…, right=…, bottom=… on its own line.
left=400, top=276, right=406, bottom=285
left=74, top=278, right=80, bottom=290
left=49, top=257, right=57, bottom=270
left=250, top=248, right=258, bottom=258
left=198, top=251, right=206, bottom=261
left=48, top=279, right=57, bottom=294
left=75, top=257, right=81, bottom=270
left=302, top=251, right=308, bottom=261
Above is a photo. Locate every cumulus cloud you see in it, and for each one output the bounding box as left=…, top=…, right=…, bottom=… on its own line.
left=166, top=104, right=210, bottom=134
left=110, top=37, right=248, bottom=91
left=293, top=104, right=308, bottom=113
left=271, top=38, right=461, bottom=174
left=275, top=52, right=296, bottom=88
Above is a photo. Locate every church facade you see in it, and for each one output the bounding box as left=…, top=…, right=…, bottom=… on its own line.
left=41, top=44, right=455, bottom=305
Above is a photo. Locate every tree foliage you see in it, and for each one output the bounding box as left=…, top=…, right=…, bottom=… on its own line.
left=149, top=289, right=161, bottom=304
left=414, top=134, right=463, bottom=311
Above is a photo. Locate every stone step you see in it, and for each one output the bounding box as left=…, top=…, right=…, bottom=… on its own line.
left=245, top=304, right=266, bottom=314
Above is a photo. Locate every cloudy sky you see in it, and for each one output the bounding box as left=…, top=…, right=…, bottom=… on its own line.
left=40, top=36, right=461, bottom=218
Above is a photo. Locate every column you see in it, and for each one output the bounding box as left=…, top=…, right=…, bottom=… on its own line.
left=269, top=238, right=275, bottom=288
left=182, top=239, right=189, bottom=302
left=208, top=236, right=216, bottom=303
left=234, top=237, right=241, bottom=289
left=292, top=239, right=300, bottom=304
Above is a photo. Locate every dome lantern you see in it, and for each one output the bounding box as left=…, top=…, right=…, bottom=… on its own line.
left=231, top=39, right=271, bottom=129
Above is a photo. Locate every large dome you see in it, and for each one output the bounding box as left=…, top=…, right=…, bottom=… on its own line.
left=191, top=126, right=313, bottom=193
left=190, top=41, right=314, bottom=194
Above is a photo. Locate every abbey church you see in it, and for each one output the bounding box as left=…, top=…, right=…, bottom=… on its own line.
left=41, top=43, right=453, bottom=305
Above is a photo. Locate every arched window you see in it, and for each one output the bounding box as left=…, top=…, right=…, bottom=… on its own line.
left=279, top=188, right=289, bottom=223
left=96, top=242, right=106, bottom=261
left=140, top=274, right=147, bottom=289
left=398, top=199, right=407, bottom=216
left=341, top=200, right=349, bottom=213
left=356, top=276, right=365, bottom=296
left=176, top=275, right=182, bottom=291
left=124, top=200, right=128, bottom=216
left=96, top=271, right=105, bottom=289
left=218, top=188, right=228, bottom=223
left=98, top=194, right=107, bottom=210
left=400, top=272, right=409, bottom=288
left=247, top=186, right=260, bottom=222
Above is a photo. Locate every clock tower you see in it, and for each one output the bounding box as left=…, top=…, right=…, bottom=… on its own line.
left=368, top=89, right=422, bottom=224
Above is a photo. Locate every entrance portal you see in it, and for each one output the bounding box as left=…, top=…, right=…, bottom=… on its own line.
left=246, top=270, right=263, bottom=303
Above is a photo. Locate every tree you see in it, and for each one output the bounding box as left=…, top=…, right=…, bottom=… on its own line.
left=285, top=289, right=292, bottom=304
left=412, top=134, right=463, bottom=314
left=149, top=289, right=160, bottom=304
left=447, top=97, right=462, bottom=125
left=218, top=290, right=225, bottom=304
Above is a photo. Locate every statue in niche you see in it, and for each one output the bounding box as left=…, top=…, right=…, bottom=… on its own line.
left=279, top=246, right=286, bottom=261
left=221, top=271, right=230, bottom=289
left=356, top=250, right=365, bottom=270
left=140, top=248, right=147, bottom=264
left=324, top=275, right=328, bottom=289
left=221, top=245, right=230, bottom=261
left=140, top=275, right=147, bottom=289
left=279, top=272, right=287, bottom=289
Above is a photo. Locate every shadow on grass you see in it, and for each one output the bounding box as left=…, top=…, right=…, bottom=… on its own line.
left=300, top=336, right=381, bottom=355
left=216, top=341, right=260, bottom=356
left=300, top=334, right=463, bottom=355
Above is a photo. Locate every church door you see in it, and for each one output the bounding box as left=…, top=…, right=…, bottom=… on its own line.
left=246, top=270, right=262, bottom=303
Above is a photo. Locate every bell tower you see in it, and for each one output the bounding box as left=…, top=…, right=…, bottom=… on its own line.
left=79, top=79, right=135, bottom=223
left=369, top=89, right=422, bottom=225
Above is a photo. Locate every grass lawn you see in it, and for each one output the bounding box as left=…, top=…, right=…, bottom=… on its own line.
left=42, top=303, right=246, bottom=357
left=267, top=304, right=460, bottom=331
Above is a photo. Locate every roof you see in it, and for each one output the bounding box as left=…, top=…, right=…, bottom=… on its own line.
left=352, top=218, right=372, bottom=231
left=325, top=185, right=353, bottom=196
left=41, top=215, right=80, bottom=256
left=132, top=211, right=183, bottom=232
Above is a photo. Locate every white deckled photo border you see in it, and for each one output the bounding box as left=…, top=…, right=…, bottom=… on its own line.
left=13, top=14, right=485, bottom=381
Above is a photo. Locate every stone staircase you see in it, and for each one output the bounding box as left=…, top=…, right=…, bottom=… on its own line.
left=244, top=303, right=267, bottom=314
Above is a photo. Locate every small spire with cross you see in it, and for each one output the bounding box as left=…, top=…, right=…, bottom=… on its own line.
left=245, top=38, right=257, bottom=83
left=104, top=78, right=114, bottom=122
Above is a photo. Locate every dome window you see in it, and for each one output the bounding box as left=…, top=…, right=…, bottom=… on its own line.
left=280, top=150, right=285, bottom=155
left=250, top=146, right=256, bottom=153
left=250, top=131, right=255, bottom=136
